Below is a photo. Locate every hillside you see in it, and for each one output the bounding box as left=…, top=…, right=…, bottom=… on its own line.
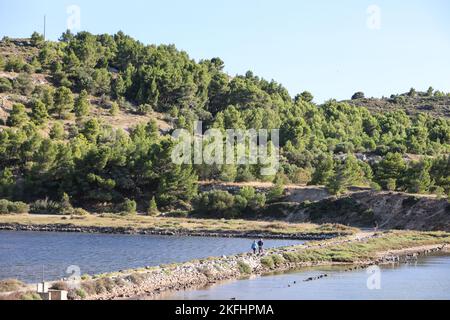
left=286, top=191, right=450, bottom=232
left=0, top=32, right=449, bottom=220
left=344, top=91, right=450, bottom=119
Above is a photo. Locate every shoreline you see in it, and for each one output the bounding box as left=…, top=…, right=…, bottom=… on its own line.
left=145, top=247, right=450, bottom=301
left=2, top=228, right=449, bottom=301
left=0, top=223, right=348, bottom=241
left=68, top=231, right=450, bottom=300
left=0, top=231, right=450, bottom=300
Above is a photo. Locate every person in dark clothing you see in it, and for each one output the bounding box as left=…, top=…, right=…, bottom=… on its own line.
left=257, top=239, right=264, bottom=254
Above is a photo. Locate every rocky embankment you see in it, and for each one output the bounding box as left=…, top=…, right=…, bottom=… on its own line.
left=0, top=223, right=343, bottom=241
left=2, top=231, right=448, bottom=300
left=201, top=183, right=450, bottom=232
left=286, top=191, right=450, bottom=232
left=69, top=232, right=448, bottom=300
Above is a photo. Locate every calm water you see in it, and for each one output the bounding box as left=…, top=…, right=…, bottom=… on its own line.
left=0, top=231, right=302, bottom=283
left=160, top=255, right=450, bottom=300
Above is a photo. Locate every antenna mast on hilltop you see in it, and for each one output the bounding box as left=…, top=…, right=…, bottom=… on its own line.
left=43, top=15, right=46, bottom=40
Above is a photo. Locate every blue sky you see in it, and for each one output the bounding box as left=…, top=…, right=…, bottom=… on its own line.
left=1, top=0, right=449, bottom=102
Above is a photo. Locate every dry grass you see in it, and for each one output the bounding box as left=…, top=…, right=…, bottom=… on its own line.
left=0, top=214, right=358, bottom=236
left=283, top=230, right=450, bottom=264
left=0, top=279, right=26, bottom=293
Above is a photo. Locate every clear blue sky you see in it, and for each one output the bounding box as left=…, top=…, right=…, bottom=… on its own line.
left=1, top=0, right=449, bottom=102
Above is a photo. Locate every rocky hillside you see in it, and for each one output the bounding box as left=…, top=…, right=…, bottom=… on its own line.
left=283, top=191, right=450, bottom=232
left=200, top=182, right=450, bottom=232
left=344, top=91, right=450, bottom=119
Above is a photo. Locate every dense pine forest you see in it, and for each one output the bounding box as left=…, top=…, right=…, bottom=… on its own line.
left=0, top=31, right=449, bottom=216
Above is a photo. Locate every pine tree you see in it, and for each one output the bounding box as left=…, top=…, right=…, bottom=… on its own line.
left=147, top=196, right=159, bottom=216
left=110, top=101, right=119, bottom=116
left=310, top=153, right=335, bottom=185
left=74, top=90, right=90, bottom=118
left=406, top=160, right=432, bottom=194
left=375, top=153, right=407, bottom=190
left=148, top=77, right=159, bottom=107
left=49, top=122, right=66, bottom=140
left=82, top=119, right=100, bottom=142
left=54, top=87, right=74, bottom=119
left=60, top=192, right=74, bottom=215
left=327, top=155, right=365, bottom=195
left=0, top=167, right=14, bottom=197
left=6, top=103, right=29, bottom=127
left=154, top=140, right=198, bottom=207
left=31, top=100, right=49, bottom=125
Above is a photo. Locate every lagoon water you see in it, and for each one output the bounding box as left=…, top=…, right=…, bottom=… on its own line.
left=0, top=231, right=301, bottom=283
left=159, top=255, right=450, bottom=300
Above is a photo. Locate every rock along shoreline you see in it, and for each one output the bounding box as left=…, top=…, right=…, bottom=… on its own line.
left=87, top=240, right=447, bottom=300
left=0, top=223, right=346, bottom=241
left=0, top=230, right=448, bottom=300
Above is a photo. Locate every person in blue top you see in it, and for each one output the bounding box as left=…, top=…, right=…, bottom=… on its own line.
left=251, top=240, right=258, bottom=254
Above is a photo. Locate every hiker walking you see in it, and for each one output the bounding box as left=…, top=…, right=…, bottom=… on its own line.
left=257, top=239, right=264, bottom=254
left=251, top=240, right=258, bottom=254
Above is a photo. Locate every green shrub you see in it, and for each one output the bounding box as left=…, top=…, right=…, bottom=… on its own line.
left=283, top=252, right=299, bottom=263
left=119, top=198, right=137, bottom=215
left=192, top=188, right=267, bottom=218
left=8, top=201, right=29, bottom=214
left=164, top=210, right=189, bottom=218
left=4, top=56, right=26, bottom=72
left=386, top=178, right=397, bottom=191
left=260, top=256, right=275, bottom=268
left=30, top=198, right=62, bottom=215
left=6, top=103, right=29, bottom=127
left=147, top=196, right=159, bottom=216
left=81, top=281, right=96, bottom=295
left=72, top=208, right=89, bottom=216
left=13, top=73, right=34, bottom=95
left=352, top=91, right=365, bottom=100
left=0, top=199, right=9, bottom=214
left=95, top=278, right=115, bottom=293
left=268, top=182, right=285, bottom=202
left=0, top=279, right=25, bottom=292
left=193, top=190, right=237, bottom=218
left=0, top=78, right=12, bottom=93
left=94, top=280, right=106, bottom=294
left=20, top=292, right=42, bottom=300
left=128, top=273, right=146, bottom=285
left=433, top=186, right=445, bottom=199
left=237, top=261, right=252, bottom=274
left=136, top=103, right=153, bottom=115
left=370, top=182, right=382, bottom=192
left=81, top=274, right=91, bottom=281
left=271, top=254, right=285, bottom=266
left=110, top=102, right=120, bottom=116
left=68, top=288, right=86, bottom=300
left=59, top=193, right=74, bottom=215
left=75, top=288, right=86, bottom=299
left=0, top=199, right=29, bottom=214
